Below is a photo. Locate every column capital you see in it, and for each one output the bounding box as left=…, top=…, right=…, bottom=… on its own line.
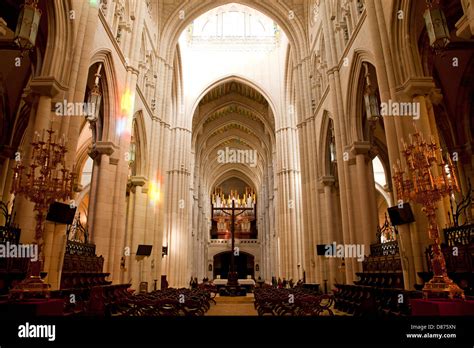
left=394, top=77, right=437, bottom=101
left=127, top=176, right=148, bottom=193
left=89, top=141, right=119, bottom=159
left=126, top=65, right=140, bottom=76
left=29, top=77, right=68, bottom=98
left=129, top=175, right=147, bottom=187
left=320, top=175, right=336, bottom=187
left=350, top=141, right=371, bottom=156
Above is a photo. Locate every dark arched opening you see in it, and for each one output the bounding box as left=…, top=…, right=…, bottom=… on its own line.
left=213, top=251, right=254, bottom=279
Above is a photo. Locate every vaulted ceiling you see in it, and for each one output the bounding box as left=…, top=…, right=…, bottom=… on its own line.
left=192, top=79, right=275, bottom=195
left=199, top=81, right=269, bottom=107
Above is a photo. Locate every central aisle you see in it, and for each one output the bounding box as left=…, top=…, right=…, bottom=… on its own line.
left=205, top=294, right=258, bottom=316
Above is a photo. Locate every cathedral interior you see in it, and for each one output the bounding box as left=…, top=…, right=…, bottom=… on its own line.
left=0, top=0, right=473, bottom=345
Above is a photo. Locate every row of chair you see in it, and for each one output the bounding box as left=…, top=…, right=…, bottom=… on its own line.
left=60, top=272, right=111, bottom=289
left=108, top=287, right=213, bottom=316
left=362, top=254, right=402, bottom=273
left=254, top=287, right=334, bottom=316
left=354, top=272, right=403, bottom=289
left=62, top=254, right=105, bottom=273
left=333, top=284, right=420, bottom=317
left=50, top=283, right=131, bottom=316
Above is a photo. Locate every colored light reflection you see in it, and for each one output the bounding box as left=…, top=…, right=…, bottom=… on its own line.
left=121, top=89, right=134, bottom=116
left=116, top=117, right=127, bottom=136
left=149, top=180, right=161, bottom=204
left=117, top=89, right=135, bottom=137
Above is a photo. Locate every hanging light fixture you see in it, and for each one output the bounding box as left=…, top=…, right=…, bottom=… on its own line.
left=14, top=0, right=42, bottom=54
left=88, top=64, right=103, bottom=118
left=363, top=63, right=380, bottom=123
left=87, top=64, right=103, bottom=147
left=129, top=141, right=136, bottom=166
left=423, top=0, right=450, bottom=51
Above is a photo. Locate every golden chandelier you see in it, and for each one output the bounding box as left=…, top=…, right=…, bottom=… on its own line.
left=10, top=127, right=76, bottom=298
left=393, top=127, right=464, bottom=299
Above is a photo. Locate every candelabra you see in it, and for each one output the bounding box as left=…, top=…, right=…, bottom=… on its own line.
left=393, top=128, right=464, bottom=299
left=10, top=128, right=76, bottom=299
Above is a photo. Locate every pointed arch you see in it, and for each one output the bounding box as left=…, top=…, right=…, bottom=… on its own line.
left=319, top=110, right=336, bottom=178
left=190, top=74, right=278, bottom=129
left=159, top=1, right=308, bottom=65
left=41, top=0, right=75, bottom=85
left=345, top=50, right=377, bottom=144
left=132, top=110, right=148, bottom=177
left=89, top=49, right=119, bottom=144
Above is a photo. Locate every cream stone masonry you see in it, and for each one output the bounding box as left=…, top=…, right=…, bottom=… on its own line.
left=1, top=0, right=472, bottom=293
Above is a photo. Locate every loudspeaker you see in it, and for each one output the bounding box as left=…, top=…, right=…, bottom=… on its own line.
left=316, top=244, right=328, bottom=256
left=136, top=244, right=153, bottom=256
left=46, top=202, right=76, bottom=225
left=387, top=203, right=415, bottom=226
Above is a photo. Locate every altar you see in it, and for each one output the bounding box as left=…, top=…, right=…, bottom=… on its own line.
left=213, top=278, right=255, bottom=294
left=213, top=279, right=256, bottom=287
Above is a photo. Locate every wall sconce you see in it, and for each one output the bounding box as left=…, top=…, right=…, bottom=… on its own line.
left=423, top=0, right=450, bottom=51
left=14, top=0, right=42, bottom=55
left=162, top=246, right=168, bottom=258
left=255, top=264, right=259, bottom=272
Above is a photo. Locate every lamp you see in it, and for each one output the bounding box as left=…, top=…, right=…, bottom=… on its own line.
left=14, top=0, right=42, bottom=54
left=363, top=63, right=380, bottom=122
left=129, top=142, right=136, bottom=164
left=87, top=64, right=103, bottom=148
left=423, top=0, right=450, bottom=51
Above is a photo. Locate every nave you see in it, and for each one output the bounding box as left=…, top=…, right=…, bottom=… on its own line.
left=0, top=1, right=473, bottom=340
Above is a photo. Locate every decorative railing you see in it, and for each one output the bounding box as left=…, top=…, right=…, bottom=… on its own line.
left=443, top=224, right=474, bottom=246
left=209, top=239, right=259, bottom=245
left=239, top=239, right=259, bottom=244
left=369, top=240, right=399, bottom=256
left=65, top=240, right=96, bottom=256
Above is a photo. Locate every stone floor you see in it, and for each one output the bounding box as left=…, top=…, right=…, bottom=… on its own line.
left=205, top=294, right=258, bottom=316
left=205, top=293, right=348, bottom=316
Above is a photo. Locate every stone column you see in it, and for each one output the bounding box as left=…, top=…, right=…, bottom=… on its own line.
left=163, top=127, right=192, bottom=287
left=48, top=0, right=99, bottom=290
left=122, top=176, right=147, bottom=290
left=275, top=121, right=303, bottom=280
left=367, top=0, right=417, bottom=289
left=88, top=141, right=119, bottom=276
left=13, top=78, right=67, bottom=289
left=351, top=141, right=378, bottom=250
left=321, top=0, right=356, bottom=284
left=321, top=176, right=338, bottom=290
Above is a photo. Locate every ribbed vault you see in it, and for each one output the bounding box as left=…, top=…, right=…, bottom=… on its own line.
left=192, top=79, right=275, bottom=198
